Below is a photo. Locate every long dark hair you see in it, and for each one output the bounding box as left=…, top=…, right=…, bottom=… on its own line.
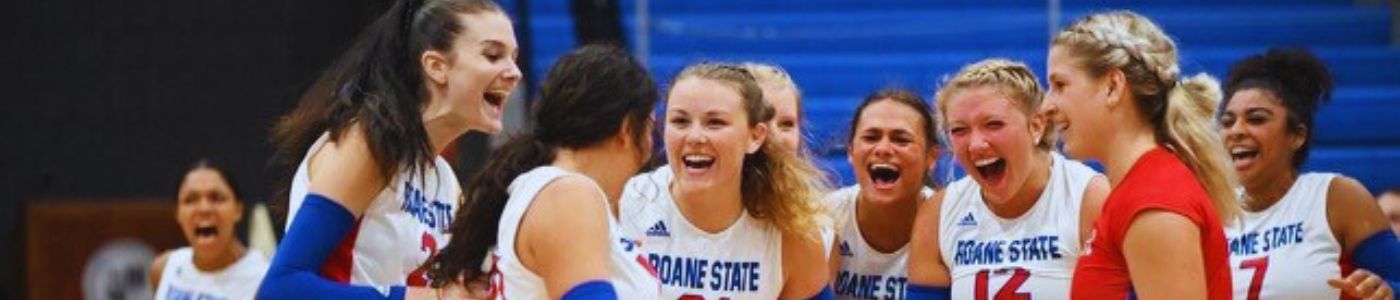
left=423, top=44, right=658, bottom=284
left=1222, top=48, right=1333, bottom=169
left=269, top=0, right=502, bottom=224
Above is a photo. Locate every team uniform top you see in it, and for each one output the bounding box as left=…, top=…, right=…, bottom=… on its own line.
left=1226, top=172, right=1355, bottom=300
left=154, top=247, right=269, bottom=300
left=286, top=133, right=460, bottom=288
left=619, top=165, right=786, bottom=300
left=939, top=151, right=1097, bottom=299
left=483, top=166, right=660, bottom=299
left=824, top=185, right=934, bottom=300
left=1071, top=146, right=1233, bottom=300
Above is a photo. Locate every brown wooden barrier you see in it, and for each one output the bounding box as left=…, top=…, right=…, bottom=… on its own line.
left=26, top=199, right=184, bottom=300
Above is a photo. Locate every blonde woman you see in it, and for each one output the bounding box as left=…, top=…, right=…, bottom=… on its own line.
left=619, top=63, right=833, bottom=299
left=1041, top=11, right=1239, bottom=299
left=905, top=59, right=1109, bottom=299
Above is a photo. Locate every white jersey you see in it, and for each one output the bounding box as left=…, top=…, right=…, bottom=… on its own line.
left=154, top=247, right=269, bottom=300
left=485, top=166, right=660, bottom=299
left=824, top=185, right=934, bottom=300
left=938, top=152, right=1097, bottom=299
left=287, top=133, right=460, bottom=287
left=1225, top=173, right=1344, bottom=300
left=620, top=165, right=786, bottom=300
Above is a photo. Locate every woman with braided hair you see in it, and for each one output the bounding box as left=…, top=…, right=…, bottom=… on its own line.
left=1039, top=11, right=1239, bottom=299
left=258, top=0, right=522, bottom=298
left=904, top=59, right=1110, bottom=299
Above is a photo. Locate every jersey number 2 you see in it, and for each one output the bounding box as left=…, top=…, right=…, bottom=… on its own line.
left=975, top=268, right=1031, bottom=300
left=406, top=232, right=439, bottom=286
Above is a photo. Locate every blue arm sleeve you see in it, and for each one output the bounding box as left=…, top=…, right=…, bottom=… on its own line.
left=805, top=286, right=835, bottom=300
left=256, top=194, right=407, bottom=300
left=904, top=283, right=951, bottom=300
left=1352, top=230, right=1400, bottom=291
left=560, top=280, right=617, bottom=300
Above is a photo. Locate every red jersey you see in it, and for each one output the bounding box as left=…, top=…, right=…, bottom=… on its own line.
left=1071, top=146, right=1232, bottom=300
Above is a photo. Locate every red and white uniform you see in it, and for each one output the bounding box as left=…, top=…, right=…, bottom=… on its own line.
left=1071, top=146, right=1233, bottom=300
left=286, top=133, right=459, bottom=288
left=1226, top=172, right=1353, bottom=300
left=484, top=166, right=660, bottom=299
left=940, top=152, right=1096, bottom=299
left=154, top=247, right=268, bottom=300
left=619, top=165, right=787, bottom=300
left=823, top=185, right=933, bottom=300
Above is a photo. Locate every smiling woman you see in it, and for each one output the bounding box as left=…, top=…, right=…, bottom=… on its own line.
left=149, top=159, right=269, bottom=300
left=259, top=0, right=523, bottom=299
left=1219, top=48, right=1398, bottom=300
left=905, top=59, right=1108, bottom=300
left=618, top=63, right=835, bottom=299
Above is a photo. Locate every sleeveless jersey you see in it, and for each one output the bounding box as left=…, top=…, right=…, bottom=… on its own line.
left=619, top=165, right=786, bottom=300
left=1071, top=146, right=1233, bottom=300
left=824, top=185, right=934, bottom=300
left=939, top=152, right=1097, bottom=299
left=154, top=247, right=269, bottom=300
left=484, top=166, right=660, bottom=299
left=1226, top=173, right=1350, bottom=300
left=287, top=133, right=460, bottom=287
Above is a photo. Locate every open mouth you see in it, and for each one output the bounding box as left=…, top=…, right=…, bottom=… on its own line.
left=867, top=163, right=901, bottom=189
left=1230, top=147, right=1259, bottom=169
left=483, top=90, right=508, bottom=111
left=973, top=157, right=1007, bottom=184
left=194, top=225, right=218, bottom=239
left=681, top=154, right=715, bottom=173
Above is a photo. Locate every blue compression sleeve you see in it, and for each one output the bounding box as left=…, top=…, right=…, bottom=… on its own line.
left=560, top=280, right=617, bottom=300
left=806, top=286, right=835, bottom=300
left=904, top=283, right=951, bottom=300
left=256, top=194, right=407, bottom=300
left=1352, top=230, right=1400, bottom=291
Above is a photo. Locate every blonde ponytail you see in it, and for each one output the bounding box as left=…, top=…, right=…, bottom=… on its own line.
left=1162, top=73, right=1240, bottom=222
left=1053, top=10, right=1240, bottom=223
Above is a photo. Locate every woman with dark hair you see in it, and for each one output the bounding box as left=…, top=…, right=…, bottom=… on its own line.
left=151, top=160, right=268, bottom=300
left=1218, top=48, right=1397, bottom=300
left=422, top=44, right=661, bottom=299
left=825, top=88, right=940, bottom=300
left=258, top=0, right=522, bottom=298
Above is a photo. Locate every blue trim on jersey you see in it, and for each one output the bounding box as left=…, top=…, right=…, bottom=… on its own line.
left=560, top=280, right=617, bottom=300
left=807, top=286, right=835, bottom=300
left=256, top=193, right=406, bottom=300
left=1352, top=230, right=1400, bottom=291
left=904, top=283, right=950, bottom=300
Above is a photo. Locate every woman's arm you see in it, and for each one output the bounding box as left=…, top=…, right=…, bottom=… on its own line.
left=905, top=190, right=951, bottom=300
left=1326, top=176, right=1397, bottom=299
left=781, top=225, right=834, bottom=299
left=1122, top=211, right=1207, bottom=300
left=517, top=176, right=616, bottom=299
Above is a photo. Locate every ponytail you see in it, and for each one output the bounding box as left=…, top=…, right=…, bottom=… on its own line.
left=1053, top=10, right=1241, bottom=223
left=425, top=134, right=555, bottom=285
left=423, top=44, right=659, bottom=286
left=1160, top=73, right=1240, bottom=222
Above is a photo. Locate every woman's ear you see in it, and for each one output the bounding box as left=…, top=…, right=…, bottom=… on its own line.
left=748, top=123, right=769, bottom=154
left=421, top=50, right=451, bottom=85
